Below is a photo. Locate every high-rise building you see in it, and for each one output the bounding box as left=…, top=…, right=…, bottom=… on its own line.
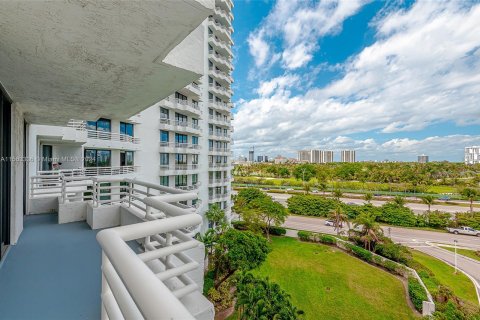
left=418, top=154, right=429, bottom=163
left=341, top=150, right=356, bottom=163
left=298, top=149, right=333, bottom=163
left=465, top=146, right=480, bottom=164
left=1, top=1, right=226, bottom=317
left=248, top=149, right=255, bottom=162
left=298, top=150, right=311, bottom=162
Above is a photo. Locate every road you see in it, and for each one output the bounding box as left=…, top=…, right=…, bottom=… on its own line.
left=284, top=215, right=480, bottom=301
left=268, top=192, right=471, bottom=214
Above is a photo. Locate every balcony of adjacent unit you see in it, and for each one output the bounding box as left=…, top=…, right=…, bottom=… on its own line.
left=177, top=82, right=201, bottom=98
left=159, top=164, right=199, bottom=175
left=175, top=182, right=201, bottom=192
left=160, top=116, right=202, bottom=135
left=208, top=18, right=232, bottom=45
left=208, top=162, right=231, bottom=170
left=208, top=130, right=231, bottom=141
left=208, top=146, right=231, bottom=156
left=208, top=34, right=233, bottom=60
left=208, top=177, right=231, bottom=187
left=18, top=173, right=214, bottom=319
left=208, top=192, right=230, bottom=202
left=159, top=141, right=202, bottom=154
left=214, top=6, right=233, bottom=29
left=208, top=114, right=231, bottom=126
left=208, top=66, right=233, bottom=86
left=208, top=99, right=232, bottom=112
left=216, top=0, right=233, bottom=19
left=160, top=97, right=202, bottom=117
left=208, top=83, right=232, bottom=100
left=208, top=49, right=232, bottom=72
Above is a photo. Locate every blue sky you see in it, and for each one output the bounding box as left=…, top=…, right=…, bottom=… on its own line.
left=230, top=0, right=480, bottom=162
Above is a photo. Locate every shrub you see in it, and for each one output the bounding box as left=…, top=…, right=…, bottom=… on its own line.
left=383, top=260, right=399, bottom=273
left=297, top=230, right=312, bottom=241
left=378, top=203, right=417, bottom=227
left=408, top=277, right=428, bottom=312
left=318, top=234, right=336, bottom=245
left=269, top=226, right=287, bottom=236
left=287, top=194, right=339, bottom=217
left=347, top=244, right=373, bottom=262
left=451, top=212, right=480, bottom=229
left=203, top=270, right=215, bottom=295
left=416, top=211, right=451, bottom=229
left=343, top=203, right=381, bottom=220
left=374, top=240, right=411, bottom=264
left=231, top=220, right=248, bottom=230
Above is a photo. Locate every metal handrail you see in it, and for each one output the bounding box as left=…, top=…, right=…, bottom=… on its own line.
left=67, top=120, right=140, bottom=144
left=159, top=142, right=201, bottom=150
left=160, top=118, right=201, bottom=130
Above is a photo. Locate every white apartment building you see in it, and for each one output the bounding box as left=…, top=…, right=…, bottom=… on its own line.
left=465, top=146, right=480, bottom=165
left=298, top=149, right=334, bottom=163
left=0, top=1, right=233, bottom=319
left=418, top=154, right=429, bottom=164
left=341, top=150, right=356, bottom=163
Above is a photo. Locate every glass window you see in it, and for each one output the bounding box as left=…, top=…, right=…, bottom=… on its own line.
left=175, top=175, right=188, bottom=187
left=192, top=136, right=199, bottom=145
left=97, top=150, right=111, bottom=167
left=192, top=100, right=198, bottom=107
left=160, top=130, right=169, bottom=142
left=160, top=153, right=169, bottom=165
left=175, top=154, right=187, bottom=164
left=192, top=154, right=198, bottom=164
left=84, top=149, right=97, bottom=167
left=160, top=107, right=169, bottom=119
left=120, top=122, right=134, bottom=137
left=175, top=92, right=187, bottom=101
left=175, top=133, right=188, bottom=144
left=175, top=113, right=188, bottom=124
left=96, top=118, right=111, bottom=132
left=84, top=149, right=111, bottom=167
left=125, top=151, right=134, bottom=166
left=192, top=174, right=198, bottom=184
left=86, top=121, right=97, bottom=131
left=160, top=176, right=169, bottom=186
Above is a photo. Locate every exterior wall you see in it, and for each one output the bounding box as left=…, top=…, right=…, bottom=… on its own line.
left=465, top=146, right=480, bottom=165
left=341, top=150, right=356, bottom=163
left=10, top=103, right=25, bottom=244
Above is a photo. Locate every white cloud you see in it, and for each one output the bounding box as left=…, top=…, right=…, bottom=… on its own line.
left=247, top=0, right=368, bottom=70
left=234, top=1, right=480, bottom=161
left=257, top=74, right=300, bottom=97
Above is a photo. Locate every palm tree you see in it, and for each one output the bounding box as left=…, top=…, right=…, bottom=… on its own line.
left=421, top=195, right=435, bottom=212
left=328, top=206, right=350, bottom=235
left=353, top=213, right=383, bottom=251
left=460, top=188, right=478, bottom=213
left=393, top=195, right=406, bottom=207
left=303, top=182, right=311, bottom=195
left=364, top=192, right=373, bottom=204
left=318, top=181, right=328, bottom=195
left=332, top=189, right=343, bottom=200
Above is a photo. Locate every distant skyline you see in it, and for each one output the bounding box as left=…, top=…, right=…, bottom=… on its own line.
left=230, top=0, right=480, bottom=162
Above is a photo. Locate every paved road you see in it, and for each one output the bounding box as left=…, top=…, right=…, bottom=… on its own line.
left=268, top=192, right=471, bottom=214
left=284, top=215, right=480, bottom=302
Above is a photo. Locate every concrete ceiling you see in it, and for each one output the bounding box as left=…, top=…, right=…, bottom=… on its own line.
left=0, top=0, right=213, bottom=125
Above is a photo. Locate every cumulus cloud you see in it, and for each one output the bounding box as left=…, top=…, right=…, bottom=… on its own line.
left=234, top=1, right=480, bottom=161
left=247, top=0, right=367, bottom=70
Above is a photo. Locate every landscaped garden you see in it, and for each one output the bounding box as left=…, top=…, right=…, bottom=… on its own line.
left=253, top=236, right=418, bottom=320
left=438, top=246, right=480, bottom=262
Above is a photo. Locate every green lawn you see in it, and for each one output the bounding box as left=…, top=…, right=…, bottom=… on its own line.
left=411, top=250, right=478, bottom=305
left=438, top=246, right=480, bottom=262
left=250, top=237, right=417, bottom=320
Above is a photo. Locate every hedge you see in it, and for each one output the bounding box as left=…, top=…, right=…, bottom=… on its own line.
left=287, top=194, right=339, bottom=217
left=346, top=243, right=373, bottom=262
left=269, top=226, right=287, bottom=236
left=408, top=277, right=428, bottom=312
left=297, top=231, right=313, bottom=241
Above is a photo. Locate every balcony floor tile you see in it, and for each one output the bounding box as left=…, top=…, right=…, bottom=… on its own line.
left=0, top=214, right=101, bottom=320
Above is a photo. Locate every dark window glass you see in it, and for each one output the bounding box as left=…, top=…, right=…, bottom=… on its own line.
left=160, top=176, right=169, bottom=186
left=160, top=130, right=169, bottom=142
left=175, top=92, right=187, bottom=101
left=160, top=153, right=169, bottom=165
left=175, top=154, right=187, bottom=164
left=96, top=118, right=111, bottom=132
left=175, top=175, right=188, bottom=187
left=175, top=133, right=188, bottom=144
left=97, top=150, right=111, bottom=167
left=120, top=122, right=134, bottom=137
left=84, top=149, right=97, bottom=167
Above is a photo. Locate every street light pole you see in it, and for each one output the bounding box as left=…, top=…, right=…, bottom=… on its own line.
left=454, top=239, right=458, bottom=274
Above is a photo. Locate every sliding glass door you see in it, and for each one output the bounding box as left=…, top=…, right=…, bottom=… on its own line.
left=0, top=89, right=11, bottom=260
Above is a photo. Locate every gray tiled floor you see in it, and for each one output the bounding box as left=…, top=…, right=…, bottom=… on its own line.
left=0, top=214, right=101, bottom=320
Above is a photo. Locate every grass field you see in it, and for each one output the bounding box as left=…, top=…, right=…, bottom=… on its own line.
left=249, top=237, right=417, bottom=320
left=438, top=246, right=480, bottom=262
left=411, top=250, right=478, bottom=305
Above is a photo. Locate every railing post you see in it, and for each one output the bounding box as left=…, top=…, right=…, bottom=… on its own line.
left=101, top=252, right=108, bottom=320
left=61, top=175, right=66, bottom=204
left=128, top=182, right=133, bottom=208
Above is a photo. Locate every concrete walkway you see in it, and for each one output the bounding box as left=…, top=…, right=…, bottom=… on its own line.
left=0, top=214, right=101, bottom=320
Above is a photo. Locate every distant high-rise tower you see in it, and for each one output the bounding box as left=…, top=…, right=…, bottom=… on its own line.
left=248, top=147, right=255, bottom=163
left=418, top=154, right=429, bottom=163
left=298, top=149, right=333, bottom=163
left=341, top=150, right=356, bottom=163
left=465, top=147, right=480, bottom=164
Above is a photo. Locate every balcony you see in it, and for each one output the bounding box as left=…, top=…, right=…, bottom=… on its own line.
left=208, top=83, right=232, bottom=100
left=160, top=164, right=199, bottom=175
left=208, top=163, right=230, bottom=170
left=177, top=83, right=201, bottom=98
left=208, top=147, right=231, bottom=156
left=209, top=67, right=232, bottom=85
left=209, top=99, right=231, bottom=112
left=160, top=97, right=202, bottom=117
left=217, top=0, right=233, bottom=13
left=10, top=176, right=214, bottom=319
left=214, top=6, right=232, bottom=28
left=208, top=34, right=232, bottom=59
left=159, top=142, right=201, bottom=154
left=208, top=131, right=231, bottom=141
left=208, top=193, right=230, bottom=201
left=208, top=178, right=231, bottom=186
left=175, top=182, right=201, bottom=191
left=208, top=18, right=233, bottom=45
left=208, top=115, right=231, bottom=126
left=160, top=117, right=202, bottom=135
left=208, top=49, right=232, bottom=72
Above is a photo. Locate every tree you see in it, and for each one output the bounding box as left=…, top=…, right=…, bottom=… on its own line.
left=235, top=273, right=304, bottom=320
left=364, top=192, right=373, bottom=204
left=392, top=195, right=406, bottom=207
left=206, top=204, right=226, bottom=232
left=293, top=164, right=316, bottom=182
left=278, top=167, right=290, bottom=178
left=213, top=229, right=270, bottom=289
left=460, top=188, right=479, bottom=213
left=353, top=213, right=383, bottom=251
left=332, top=189, right=343, bottom=200
left=328, top=206, right=350, bottom=235
left=196, top=228, right=217, bottom=259
left=303, top=182, right=311, bottom=195
left=420, top=195, right=435, bottom=212
left=317, top=181, right=328, bottom=195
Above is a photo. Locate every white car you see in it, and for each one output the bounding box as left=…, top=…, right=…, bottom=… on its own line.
left=446, top=226, right=480, bottom=237
left=324, top=220, right=335, bottom=227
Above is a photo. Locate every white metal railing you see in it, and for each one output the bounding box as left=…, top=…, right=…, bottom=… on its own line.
left=208, top=18, right=232, bottom=39
left=208, top=147, right=230, bottom=153
left=209, top=67, right=232, bottom=81
left=209, top=131, right=230, bottom=139
left=84, top=166, right=139, bottom=176
left=208, top=99, right=230, bottom=111
left=214, top=6, right=232, bottom=25
left=208, top=193, right=230, bottom=201
left=208, top=163, right=230, bottom=168
left=67, top=120, right=140, bottom=144
left=209, top=178, right=230, bottom=184
left=208, top=50, right=232, bottom=66
left=164, top=97, right=201, bottom=112
left=159, top=118, right=201, bottom=131
left=208, top=115, right=230, bottom=125
left=175, top=183, right=201, bottom=191
left=208, top=34, right=232, bottom=57
left=160, top=164, right=199, bottom=171
left=159, top=142, right=201, bottom=150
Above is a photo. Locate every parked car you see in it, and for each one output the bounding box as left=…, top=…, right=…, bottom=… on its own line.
left=446, top=226, right=480, bottom=236
left=312, top=189, right=319, bottom=193
left=325, top=220, right=335, bottom=227
left=286, top=188, right=294, bottom=191
left=347, top=202, right=359, bottom=206
left=439, top=195, right=451, bottom=201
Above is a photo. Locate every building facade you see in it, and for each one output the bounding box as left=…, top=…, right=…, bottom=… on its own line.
left=465, top=146, right=480, bottom=165
left=25, top=0, right=234, bottom=231
left=298, top=149, right=334, bottom=163
left=418, top=154, right=429, bottom=163
left=341, top=150, right=356, bottom=163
